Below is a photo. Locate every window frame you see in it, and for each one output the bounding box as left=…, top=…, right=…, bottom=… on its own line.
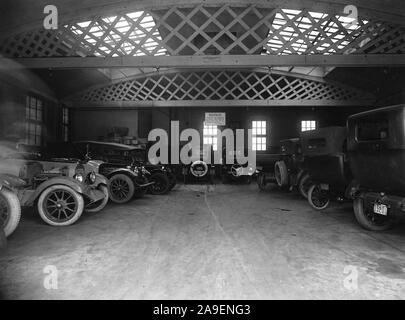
left=301, top=120, right=317, bottom=132
left=25, top=95, right=44, bottom=146
left=251, top=120, right=267, bottom=151
left=203, top=122, right=218, bottom=152
left=62, top=107, right=70, bottom=142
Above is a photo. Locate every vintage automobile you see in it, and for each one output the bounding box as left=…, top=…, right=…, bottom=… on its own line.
left=220, top=148, right=255, bottom=184
left=181, top=145, right=216, bottom=184
left=274, top=138, right=310, bottom=198
left=73, top=141, right=175, bottom=195
left=42, top=142, right=154, bottom=204
left=300, top=126, right=353, bottom=210
left=347, top=105, right=405, bottom=231
left=0, top=153, right=108, bottom=233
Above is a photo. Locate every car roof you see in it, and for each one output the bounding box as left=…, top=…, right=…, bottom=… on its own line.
left=73, top=141, right=144, bottom=151
left=348, top=104, right=405, bottom=120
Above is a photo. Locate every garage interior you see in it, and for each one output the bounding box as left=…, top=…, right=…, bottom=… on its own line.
left=0, top=0, right=405, bottom=300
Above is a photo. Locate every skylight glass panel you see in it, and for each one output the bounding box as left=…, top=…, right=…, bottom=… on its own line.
left=265, top=9, right=369, bottom=55
left=66, top=10, right=166, bottom=57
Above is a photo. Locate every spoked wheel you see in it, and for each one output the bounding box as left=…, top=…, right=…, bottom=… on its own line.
left=308, top=184, right=330, bottom=210
left=257, top=172, right=267, bottom=191
left=108, top=174, right=135, bottom=204
left=149, top=172, right=170, bottom=195
left=0, top=189, right=21, bottom=237
left=37, top=185, right=84, bottom=226
left=298, top=173, right=311, bottom=199
left=85, top=185, right=109, bottom=213
left=353, top=196, right=393, bottom=231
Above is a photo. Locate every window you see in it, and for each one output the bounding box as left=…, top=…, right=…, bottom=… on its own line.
left=62, top=107, right=69, bottom=142
left=25, top=96, right=43, bottom=146
left=252, top=121, right=267, bottom=151
left=301, top=120, right=317, bottom=132
left=356, top=115, right=389, bottom=141
left=203, top=123, right=218, bottom=151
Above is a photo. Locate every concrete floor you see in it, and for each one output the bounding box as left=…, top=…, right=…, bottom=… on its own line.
left=1, top=183, right=405, bottom=300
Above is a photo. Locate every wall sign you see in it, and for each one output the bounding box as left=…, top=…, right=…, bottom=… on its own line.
left=205, top=112, right=226, bottom=126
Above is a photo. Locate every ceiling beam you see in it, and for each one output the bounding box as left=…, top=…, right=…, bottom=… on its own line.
left=6, top=55, right=405, bottom=69
left=66, top=99, right=375, bottom=109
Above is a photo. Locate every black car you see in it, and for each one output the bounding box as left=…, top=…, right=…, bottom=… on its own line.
left=41, top=142, right=153, bottom=204
left=73, top=141, right=176, bottom=195
left=300, top=126, right=353, bottom=211
left=348, top=105, right=405, bottom=231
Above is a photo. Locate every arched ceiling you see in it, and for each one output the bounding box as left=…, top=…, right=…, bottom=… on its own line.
left=0, top=0, right=403, bottom=105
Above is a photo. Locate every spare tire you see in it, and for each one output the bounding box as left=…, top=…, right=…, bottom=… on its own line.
left=274, top=161, right=289, bottom=188
left=190, top=161, right=208, bottom=178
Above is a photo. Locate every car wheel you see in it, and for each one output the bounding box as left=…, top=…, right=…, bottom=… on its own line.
left=37, top=185, right=84, bottom=226
left=149, top=172, right=170, bottom=195
left=85, top=185, right=109, bottom=213
left=257, top=172, right=267, bottom=190
left=298, top=173, right=311, bottom=199
left=0, top=189, right=21, bottom=237
left=308, top=184, right=330, bottom=210
left=108, top=174, right=135, bottom=204
left=353, top=195, right=393, bottom=231
left=275, top=161, right=289, bottom=189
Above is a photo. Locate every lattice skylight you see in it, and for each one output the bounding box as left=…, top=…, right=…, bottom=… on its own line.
left=68, top=11, right=166, bottom=57
left=2, top=4, right=402, bottom=59
left=266, top=9, right=369, bottom=55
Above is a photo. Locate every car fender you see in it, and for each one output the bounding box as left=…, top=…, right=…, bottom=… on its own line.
left=0, top=174, right=26, bottom=190
left=107, top=168, right=138, bottom=180
left=26, top=177, right=84, bottom=206
left=296, top=169, right=307, bottom=183
left=94, top=173, right=108, bottom=186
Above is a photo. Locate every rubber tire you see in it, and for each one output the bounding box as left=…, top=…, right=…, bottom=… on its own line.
left=257, top=172, right=267, bottom=191
left=308, top=184, right=330, bottom=211
left=298, top=173, right=311, bottom=199
left=0, top=189, right=21, bottom=237
left=85, top=185, right=109, bottom=213
left=353, top=196, right=393, bottom=231
left=275, top=161, right=289, bottom=188
left=149, top=172, right=170, bottom=195
left=108, top=174, right=135, bottom=204
left=37, top=185, right=84, bottom=226
left=190, top=161, right=208, bottom=178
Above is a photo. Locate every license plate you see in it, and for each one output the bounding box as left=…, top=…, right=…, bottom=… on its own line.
left=320, top=184, right=329, bottom=190
left=373, top=203, right=388, bottom=216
